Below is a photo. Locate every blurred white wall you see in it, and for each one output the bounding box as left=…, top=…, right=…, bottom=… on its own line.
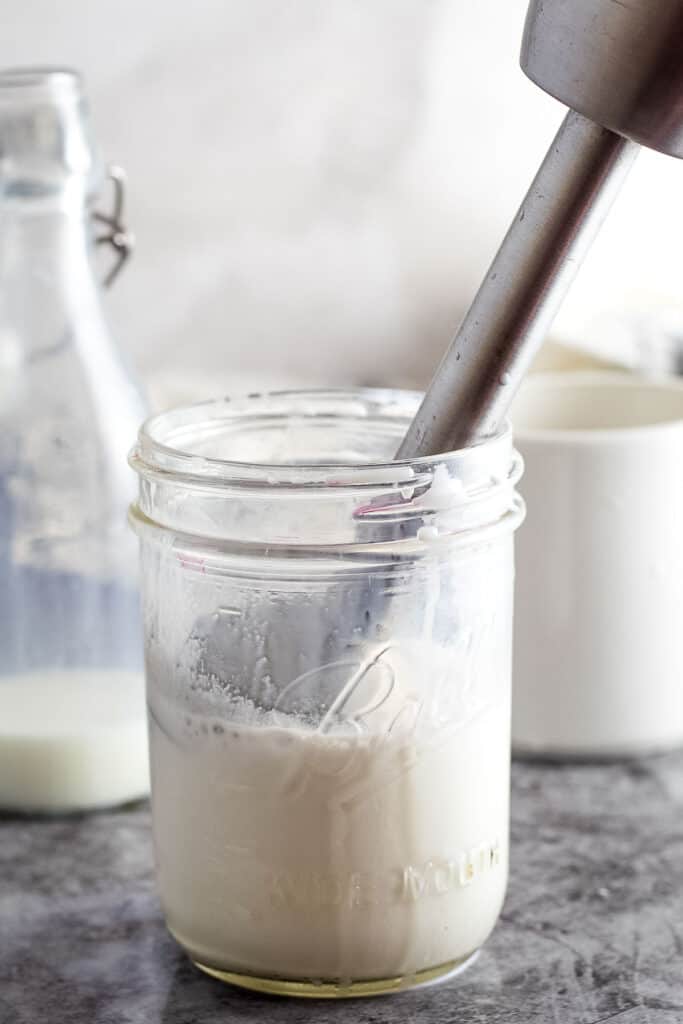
left=3, top=1, right=682, bottom=402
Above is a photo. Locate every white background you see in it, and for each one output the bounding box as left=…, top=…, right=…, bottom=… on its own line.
left=3, top=1, right=682, bottom=401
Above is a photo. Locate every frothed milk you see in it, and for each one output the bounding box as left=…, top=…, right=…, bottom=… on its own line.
left=148, top=648, right=509, bottom=985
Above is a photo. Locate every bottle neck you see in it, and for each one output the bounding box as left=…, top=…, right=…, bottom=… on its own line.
left=0, top=67, right=106, bottom=358
left=0, top=68, right=101, bottom=204
left=2, top=199, right=94, bottom=256
left=0, top=67, right=146, bottom=491
left=0, top=185, right=146, bottom=485
left=0, top=202, right=104, bottom=358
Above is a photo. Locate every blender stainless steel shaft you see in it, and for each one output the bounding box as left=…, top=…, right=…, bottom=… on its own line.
left=397, top=0, right=683, bottom=458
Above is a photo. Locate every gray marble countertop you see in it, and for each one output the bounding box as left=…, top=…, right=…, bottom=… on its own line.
left=3, top=754, right=683, bottom=1024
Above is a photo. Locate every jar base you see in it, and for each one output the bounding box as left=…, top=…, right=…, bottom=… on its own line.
left=193, top=949, right=479, bottom=998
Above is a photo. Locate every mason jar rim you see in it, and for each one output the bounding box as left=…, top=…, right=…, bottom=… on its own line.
left=132, top=387, right=515, bottom=492
left=130, top=388, right=524, bottom=553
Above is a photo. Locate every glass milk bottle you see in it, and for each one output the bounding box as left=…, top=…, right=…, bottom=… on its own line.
left=0, top=68, right=148, bottom=812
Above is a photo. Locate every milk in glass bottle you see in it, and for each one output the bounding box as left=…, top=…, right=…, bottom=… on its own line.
left=0, top=67, right=148, bottom=811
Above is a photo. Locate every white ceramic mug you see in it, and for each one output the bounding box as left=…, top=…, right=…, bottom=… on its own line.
left=511, top=371, right=683, bottom=757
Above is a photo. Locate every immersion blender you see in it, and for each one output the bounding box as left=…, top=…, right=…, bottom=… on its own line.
left=330, top=0, right=683, bottom=711
left=398, top=0, right=683, bottom=458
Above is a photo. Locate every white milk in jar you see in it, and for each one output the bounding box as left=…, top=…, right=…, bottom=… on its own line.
left=130, top=390, right=523, bottom=995
left=148, top=649, right=510, bottom=987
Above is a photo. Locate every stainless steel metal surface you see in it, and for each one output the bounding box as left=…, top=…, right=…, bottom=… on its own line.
left=522, top=0, right=683, bottom=159
left=398, top=0, right=683, bottom=459
left=397, top=112, right=637, bottom=458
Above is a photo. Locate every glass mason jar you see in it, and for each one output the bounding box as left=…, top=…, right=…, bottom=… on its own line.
left=0, top=68, right=147, bottom=812
left=130, top=389, right=524, bottom=997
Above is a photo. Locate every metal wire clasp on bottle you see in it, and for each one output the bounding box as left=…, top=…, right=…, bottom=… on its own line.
left=92, top=165, right=135, bottom=287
